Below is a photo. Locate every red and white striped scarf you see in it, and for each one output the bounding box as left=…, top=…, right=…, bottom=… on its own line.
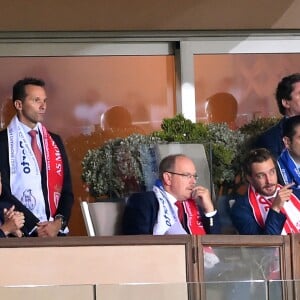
left=153, top=180, right=205, bottom=235
left=248, top=184, right=300, bottom=234
left=182, top=199, right=206, bottom=235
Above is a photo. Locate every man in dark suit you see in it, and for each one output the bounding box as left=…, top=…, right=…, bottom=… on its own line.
left=0, top=77, right=74, bottom=237
left=0, top=203, right=25, bottom=238
left=255, top=73, right=300, bottom=158
left=277, top=115, right=300, bottom=199
left=123, top=154, right=220, bottom=235
left=231, top=148, right=299, bottom=235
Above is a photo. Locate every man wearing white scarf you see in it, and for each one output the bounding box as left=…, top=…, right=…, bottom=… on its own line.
left=123, top=154, right=221, bottom=269
left=278, top=115, right=300, bottom=199
left=0, top=77, right=74, bottom=237
left=123, top=154, right=220, bottom=235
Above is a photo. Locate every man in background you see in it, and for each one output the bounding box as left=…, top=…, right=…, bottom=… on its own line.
left=277, top=115, right=300, bottom=199
left=255, top=73, right=300, bottom=158
left=0, top=77, right=74, bottom=237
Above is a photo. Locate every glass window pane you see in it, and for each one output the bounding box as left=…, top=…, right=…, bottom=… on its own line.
left=0, top=55, right=175, bottom=235
left=203, top=246, right=280, bottom=300
left=194, top=53, right=300, bottom=128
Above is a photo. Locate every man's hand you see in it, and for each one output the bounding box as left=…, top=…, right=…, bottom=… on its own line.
left=1, top=206, right=25, bottom=236
left=192, top=185, right=214, bottom=214
left=271, top=183, right=295, bottom=213
left=37, top=219, right=62, bottom=237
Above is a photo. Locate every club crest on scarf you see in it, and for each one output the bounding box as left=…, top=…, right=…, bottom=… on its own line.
left=21, top=189, right=36, bottom=210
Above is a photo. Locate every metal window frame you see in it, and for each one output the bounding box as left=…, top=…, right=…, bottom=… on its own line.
left=1, top=31, right=300, bottom=122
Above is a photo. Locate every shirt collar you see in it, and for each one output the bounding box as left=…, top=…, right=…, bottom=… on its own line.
left=18, top=121, right=39, bottom=134
left=165, top=191, right=177, bottom=205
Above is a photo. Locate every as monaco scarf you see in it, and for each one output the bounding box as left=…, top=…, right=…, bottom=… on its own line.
left=248, top=184, right=300, bottom=234
left=153, top=179, right=205, bottom=235
left=8, top=116, right=64, bottom=220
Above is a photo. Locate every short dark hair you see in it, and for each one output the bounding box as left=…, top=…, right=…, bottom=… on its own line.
left=243, top=148, right=276, bottom=177
left=158, top=154, right=186, bottom=180
left=282, top=115, right=300, bottom=140
left=12, top=77, right=45, bottom=102
left=276, top=73, right=300, bottom=115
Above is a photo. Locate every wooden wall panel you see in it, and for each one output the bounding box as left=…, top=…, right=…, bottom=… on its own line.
left=0, top=1, right=299, bottom=31
left=0, top=236, right=194, bottom=286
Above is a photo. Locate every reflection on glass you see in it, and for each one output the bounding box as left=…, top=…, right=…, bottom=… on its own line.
left=195, top=53, right=296, bottom=126
left=203, top=246, right=280, bottom=300
left=204, top=281, right=268, bottom=300
left=204, top=92, right=238, bottom=129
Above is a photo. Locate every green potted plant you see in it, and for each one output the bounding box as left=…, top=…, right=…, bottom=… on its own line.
left=152, top=114, right=245, bottom=196
left=81, top=114, right=280, bottom=201
left=82, top=133, right=160, bottom=200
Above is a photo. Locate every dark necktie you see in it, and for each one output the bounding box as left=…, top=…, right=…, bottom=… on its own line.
left=29, top=130, right=42, bottom=171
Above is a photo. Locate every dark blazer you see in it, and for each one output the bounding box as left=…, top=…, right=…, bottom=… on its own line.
left=254, top=117, right=286, bottom=159
left=230, top=193, right=286, bottom=235
left=122, top=191, right=221, bottom=235
left=0, top=128, right=74, bottom=234
left=277, top=166, right=300, bottom=200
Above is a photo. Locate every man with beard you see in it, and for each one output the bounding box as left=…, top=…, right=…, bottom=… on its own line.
left=230, top=148, right=298, bottom=235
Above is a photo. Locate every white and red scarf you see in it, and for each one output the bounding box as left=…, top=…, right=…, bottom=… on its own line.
left=152, top=180, right=219, bottom=268
left=248, top=184, right=300, bottom=234
left=7, top=116, right=64, bottom=221
left=152, top=179, right=205, bottom=235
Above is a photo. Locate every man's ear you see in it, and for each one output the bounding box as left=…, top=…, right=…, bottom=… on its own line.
left=162, top=172, right=172, bottom=186
left=283, top=136, right=291, bottom=149
left=13, top=100, right=22, bottom=111
left=245, top=174, right=252, bottom=185
left=282, top=98, right=290, bottom=109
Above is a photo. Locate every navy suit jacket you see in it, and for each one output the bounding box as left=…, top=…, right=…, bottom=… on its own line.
left=0, top=128, right=74, bottom=234
left=122, top=191, right=221, bottom=235
left=230, top=193, right=286, bottom=235
left=277, top=168, right=300, bottom=200
left=254, top=117, right=286, bottom=159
